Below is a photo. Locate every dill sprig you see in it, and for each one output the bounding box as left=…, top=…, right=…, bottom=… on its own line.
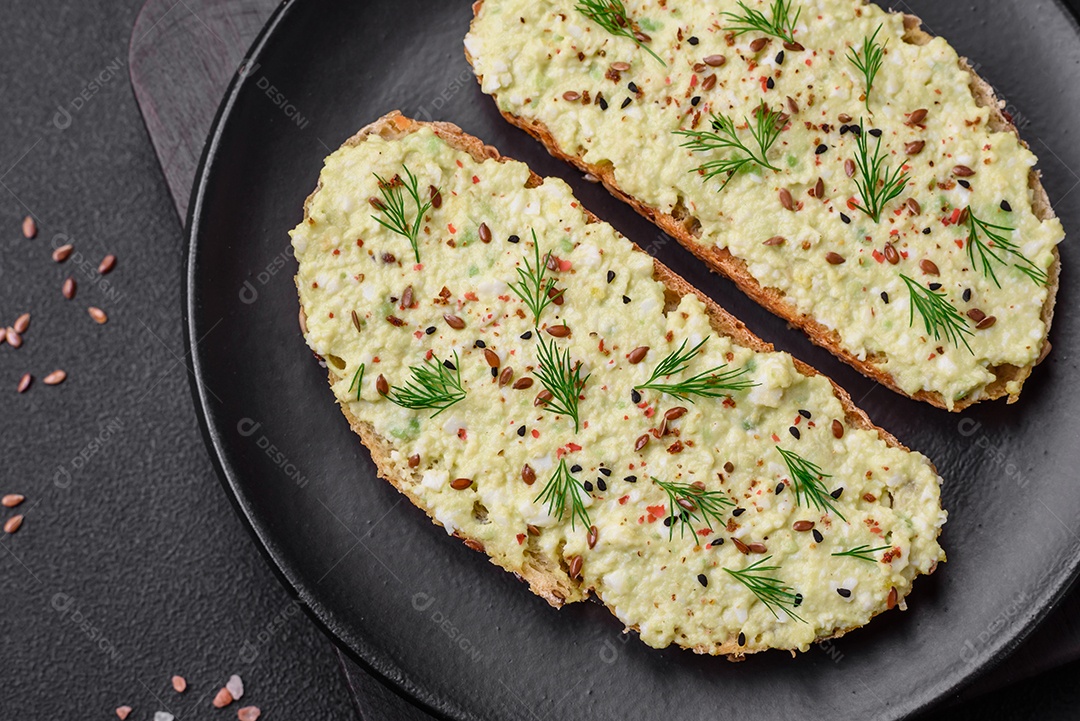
left=848, top=24, right=886, bottom=111
left=724, top=557, right=805, bottom=622
left=534, top=458, right=591, bottom=531
left=776, top=447, right=845, bottom=521
left=721, top=0, right=801, bottom=45
left=534, top=334, right=590, bottom=432
left=637, top=338, right=756, bottom=401
left=831, top=544, right=891, bottom=563
left=370, top=165, right=435, bottom=263
left=675, top=106, right=783, bottom=190
left=850, top=121, right=908, bottom=222
left=347, top=363, right=365, bottom=401
left=900, top=274, right=973, bottom=353
left=386, top=352, right=466, bottom=417
left=966, top=210, right=1048, bottom=287
left=509, top=230, right=561, bottom=326
left=574, top=0, right=666, bottom=66
left=653, top=478, right=735, bottom=541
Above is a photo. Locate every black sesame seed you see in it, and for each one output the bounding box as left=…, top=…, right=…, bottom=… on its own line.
left=628, top=81, right=639, bottom=94
left=868, top=128, right=882, bottom=137
left=815, top=143, right=828, bottom=154
left=598, top=96, right=608, bottom=111
left=521, top=330, right=533, bottom=340
left=517, top=425, right=526, bottom=437
left=426, top=326, right=437, bottom=335
left=929, top=282, right=942, bottom=291
left=688, top=36, right=699, bottom=45
left=606, top=270, right=616, bottom=283
left=508, top=234, right=520, bottom=243
left=789, top=426, right=801, bottom=439
left=766, top=77, right=775, bottom=90
left=691, top=96, right=701, bottom=106
left=794, top=593, right=803, bottom=607
left=776, top=50, right=785, bottom=64
left=584, top=480, right=594, bottom=492
left=475, top=340, right=486, bottom=348
left=840, top=213, right=851, bottom=224
left=571, top=464, right=582, bottom=473
left=775, top=482, right=785, bottom=495
left=738, top=632, right=746, bottom=646
left=963, top=288, right=972, bottom=302
left=623, top=295, right=631, bottom=304
left=624, top=475, right=638, bottom=483
left=631, top=389, right=642, bottom=404
left=830, top=487, right=843, bottom=499
left=443, top=360, right=457, bottom=371
left=839, top=124, right=850, bottom=135
left=837, top=588, right=852, bottom=598
left=621, top=97, right=632, bottom=109
left=732, top=508, right=745, bottom=517
left=958, top=179, right=971, bottom=189
left=597, top=478, right=607, bottom=491
left=1001, top=199, right=1012, bottom=212
left=922, top=227, right=932, bottom=234
left=491, top=367, right=499, bottom=377
left=663, top=515, right=673, bottom=527
left=710, top=538, right=725, bottom=547
left=698, top=574, right=709, bottom=587
left=812, top=529, right=824, bottom=543
left=850, top=125, right=862, bottom=136
left=599, top=467, right=612, bottom=476
left=798, top=409, right=811, bottom=419
left=881, top=291, right=889, bottom=304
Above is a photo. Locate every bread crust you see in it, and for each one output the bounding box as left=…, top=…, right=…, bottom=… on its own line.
left=296, top=111, right=942, bottom=658
left=465, top=3, right=1061, bottom=411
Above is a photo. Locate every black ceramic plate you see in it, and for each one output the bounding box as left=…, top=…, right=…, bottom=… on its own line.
left=185, top=1, right=1080, bottom=719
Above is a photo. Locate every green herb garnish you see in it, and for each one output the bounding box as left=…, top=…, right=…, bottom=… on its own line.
left=637, top=338, right=756, bottom=400
left=535, top=458, right=591, bottom=531
left=534, top=334, right=590, bottom=432
left=370, top=165, right=435, bottom=264
left=776, top=447, right=845, bottom=520
left=387, top=352, right=466, bottom=417
left=900, top=274, right=973, bottom=353
left=675, top=106, right=783, bottom=190
left=848, top=24, right=886, bottom=111
left=508, top=230, right=561, bottom=326
left=722, top=0, right=801, bottom=45
left=966, top=210, right=1048, bottom=287
left=850, top=122, right=908, bottom=222
left=724, top=556, right=805, bottom=622
left=347, top=363, right=365, bottom=401
left=831, top=544, right=891, bottom=563
left=574, top=0, right=666, bottom=66
left=653, top=478, right=734, bottom=541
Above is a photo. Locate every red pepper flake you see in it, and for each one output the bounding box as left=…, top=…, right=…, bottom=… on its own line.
left=618, top=495, right=629, bottom=505
left=556, top=447, right=568, bottom=460
left=414, top=263, right=423, bottom=271
left=516, top=533, right=526, bottom=545
left=771, top=433, right=780, bottom=442
left=697, top=528, right=712, bottom=536
left=456, top=159, right=463, bottom=168
left=372, top=356, right=380, bottom=363
left=413, top=330, right=424, bottom=339
left=646, top=505, right=666, bottom=522
left=531, top=429, right=540, bottom=438
left=871, top=249, right=884, bottom=263
left=690, top=74, right=698, bottom=87
left=846, top=197, right=858, bottom=210
left=424, top=349, right=434, bottom=360
left=472, top=175, right=480, bottom=184
left=464, top=291, right=479, bottom=301
left=567, top=442, right=582, bottom=452
left=644, top=406, right=656, bottom=418
left=954, top=239, right=965, bottom=249
left=332, top=249, right=340, bottom=255
left=448, top=223, right=457, bottom=234
left=328, top=312, right=334, bottom=319
left=457, top=428, right=468, bottom=441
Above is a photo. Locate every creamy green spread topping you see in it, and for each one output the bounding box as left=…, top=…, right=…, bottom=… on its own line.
left=291, top=127, right=945, bottom=653
left=466, top=0, right=1064, bottom=406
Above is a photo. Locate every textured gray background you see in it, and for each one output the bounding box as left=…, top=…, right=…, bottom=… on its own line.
left=0, top=0, right=1078, bottom=718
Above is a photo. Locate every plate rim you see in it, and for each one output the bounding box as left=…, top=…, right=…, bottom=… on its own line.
left=182, top=1, right=1080, bottom=719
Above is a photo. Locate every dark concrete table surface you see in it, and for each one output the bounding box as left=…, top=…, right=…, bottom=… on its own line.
left=2, top=0, right=1079, bottom=718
